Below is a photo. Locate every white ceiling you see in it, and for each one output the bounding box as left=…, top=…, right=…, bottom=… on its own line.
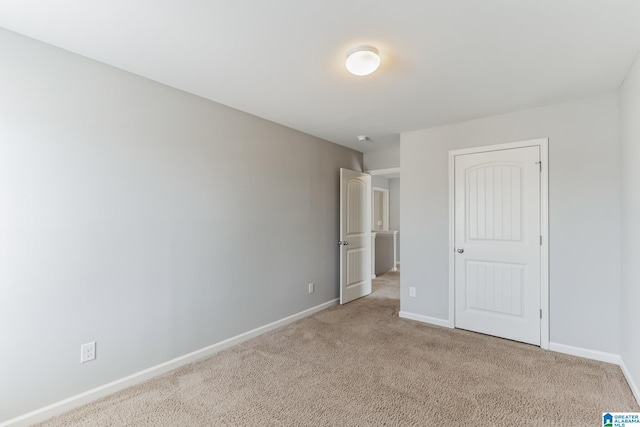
left=1, top=0, right=640, bottom=153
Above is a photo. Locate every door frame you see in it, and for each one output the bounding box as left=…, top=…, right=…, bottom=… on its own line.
left=372, top=187, right=390, bottom=231
left=448, top=138, right=549, bottom=349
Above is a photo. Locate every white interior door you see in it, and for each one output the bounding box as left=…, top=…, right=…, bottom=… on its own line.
left=340, top=168, right=371, bottom=304
left=454, top=146, right=541, bottom=345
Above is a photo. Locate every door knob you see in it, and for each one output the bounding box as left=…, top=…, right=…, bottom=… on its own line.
left=457, top=248, right=464, bottom=253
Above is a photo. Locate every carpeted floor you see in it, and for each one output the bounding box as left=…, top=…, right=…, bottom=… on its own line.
left=38, top=270, right=638, bottom=426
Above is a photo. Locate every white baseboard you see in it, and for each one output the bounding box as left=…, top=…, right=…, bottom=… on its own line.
left=1, top=299, right=339, bottom=427
left=390, top=321, right=636, bottom=403
left=620, top=359, right=640, bottom=406
left=398, top=311, right=453, bottom=328
left=548, top=342, right=621, bottom=365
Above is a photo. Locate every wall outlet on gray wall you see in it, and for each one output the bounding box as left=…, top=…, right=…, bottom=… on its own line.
left=81, top=341, right=96, bottom=363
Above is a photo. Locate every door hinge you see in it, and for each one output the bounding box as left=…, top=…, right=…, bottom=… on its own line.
left=540, top=309, right=543, bottom=319
left=536, top=161, right=541, bottom=172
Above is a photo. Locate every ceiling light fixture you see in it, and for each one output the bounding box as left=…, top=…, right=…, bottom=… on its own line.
left=345, top=45, right=380, bottom=76
left=357, top=135, right=370, bottom=142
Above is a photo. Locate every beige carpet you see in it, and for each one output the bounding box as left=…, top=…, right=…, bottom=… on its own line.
left=38, top=270, right=638, bottom=426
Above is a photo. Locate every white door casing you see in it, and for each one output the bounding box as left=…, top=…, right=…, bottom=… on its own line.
left=372, top=187, right=389, bottom=231
left=340, top=168, right=372, bottom=304
left=449, top=139, right=549, bottom=347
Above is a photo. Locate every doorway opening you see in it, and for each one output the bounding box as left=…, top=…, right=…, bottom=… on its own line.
left=368, top=168, right=400, bottom=280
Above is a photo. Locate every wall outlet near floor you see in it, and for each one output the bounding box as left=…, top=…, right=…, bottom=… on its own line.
left=409, top=287, right=416, bottom=297
left=308, top=282, right=314, bottom=294
left=81, top=341, right=96, bottom=363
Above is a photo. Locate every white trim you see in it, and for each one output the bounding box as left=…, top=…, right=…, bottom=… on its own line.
left=548, top=342, right=621, bottom=365
left=1, top=299, right=339, bottom=427
left=366, top=167, right=400, bottom=176
left=448, top=152, right=456, bottom=328
left=447, top=139, right=548, bottom=156
left=620, top=359, right=640, bottom=405
left=448, top=138, right=550, bottom=349
left=399, top=311, right=454, bottom=329
left=371, top=232, right=377, bottom=279
left=398, top=311, right=638, bottom=404
left=539, top=140, right=550, bottom=349
left=373, top=230, right=398, bottom=236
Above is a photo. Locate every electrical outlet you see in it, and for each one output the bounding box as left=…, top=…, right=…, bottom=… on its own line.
left=308, top=282, right=314, bottom=294
left=81, top=341, right=96, bottom=363
left=409, top=287, right=416, bottom=297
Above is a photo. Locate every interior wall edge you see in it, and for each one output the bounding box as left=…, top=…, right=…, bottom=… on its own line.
left=620, top=358, right=640, bottom=406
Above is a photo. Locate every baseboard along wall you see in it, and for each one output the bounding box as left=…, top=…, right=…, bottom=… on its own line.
left=5, top=302, right=638, bottom=426
left=620, top=360, right=640, bottom=406
left=1, top=299, right=339, bottom=427
left=547, top=341, right=621, bottom=365
left=398, top=311, right=453, bottom=329
left=549, top=342, right=639, bottom=406
left=398, top=313, right=639, bottom=407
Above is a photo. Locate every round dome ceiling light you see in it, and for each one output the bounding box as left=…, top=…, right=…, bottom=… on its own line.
left=345, top=45, right=380, bottom=76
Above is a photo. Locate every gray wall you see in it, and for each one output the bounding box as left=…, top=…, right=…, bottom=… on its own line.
left=0, top=29, right=362, bottom=422
left=364, top=146, right=400, bottom=170
left=400, top=93, right=621, bottom=354
left=371, top=175, right=389, bottom=190
left=389, top=178, right=400, bottom=262
left=374, top=234, right=396, bottom=275
left=621, top=52, right=640, bottom=399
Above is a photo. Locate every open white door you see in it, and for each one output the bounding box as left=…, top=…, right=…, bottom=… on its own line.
left=340, top=168, right=372, bottom=304
left=454, top=145, right=542, bottom=345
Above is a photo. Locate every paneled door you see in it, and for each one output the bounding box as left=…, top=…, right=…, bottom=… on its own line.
left=454, top=146, right=541, bottom=345
left=340, top=168, right=371, bottom=304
